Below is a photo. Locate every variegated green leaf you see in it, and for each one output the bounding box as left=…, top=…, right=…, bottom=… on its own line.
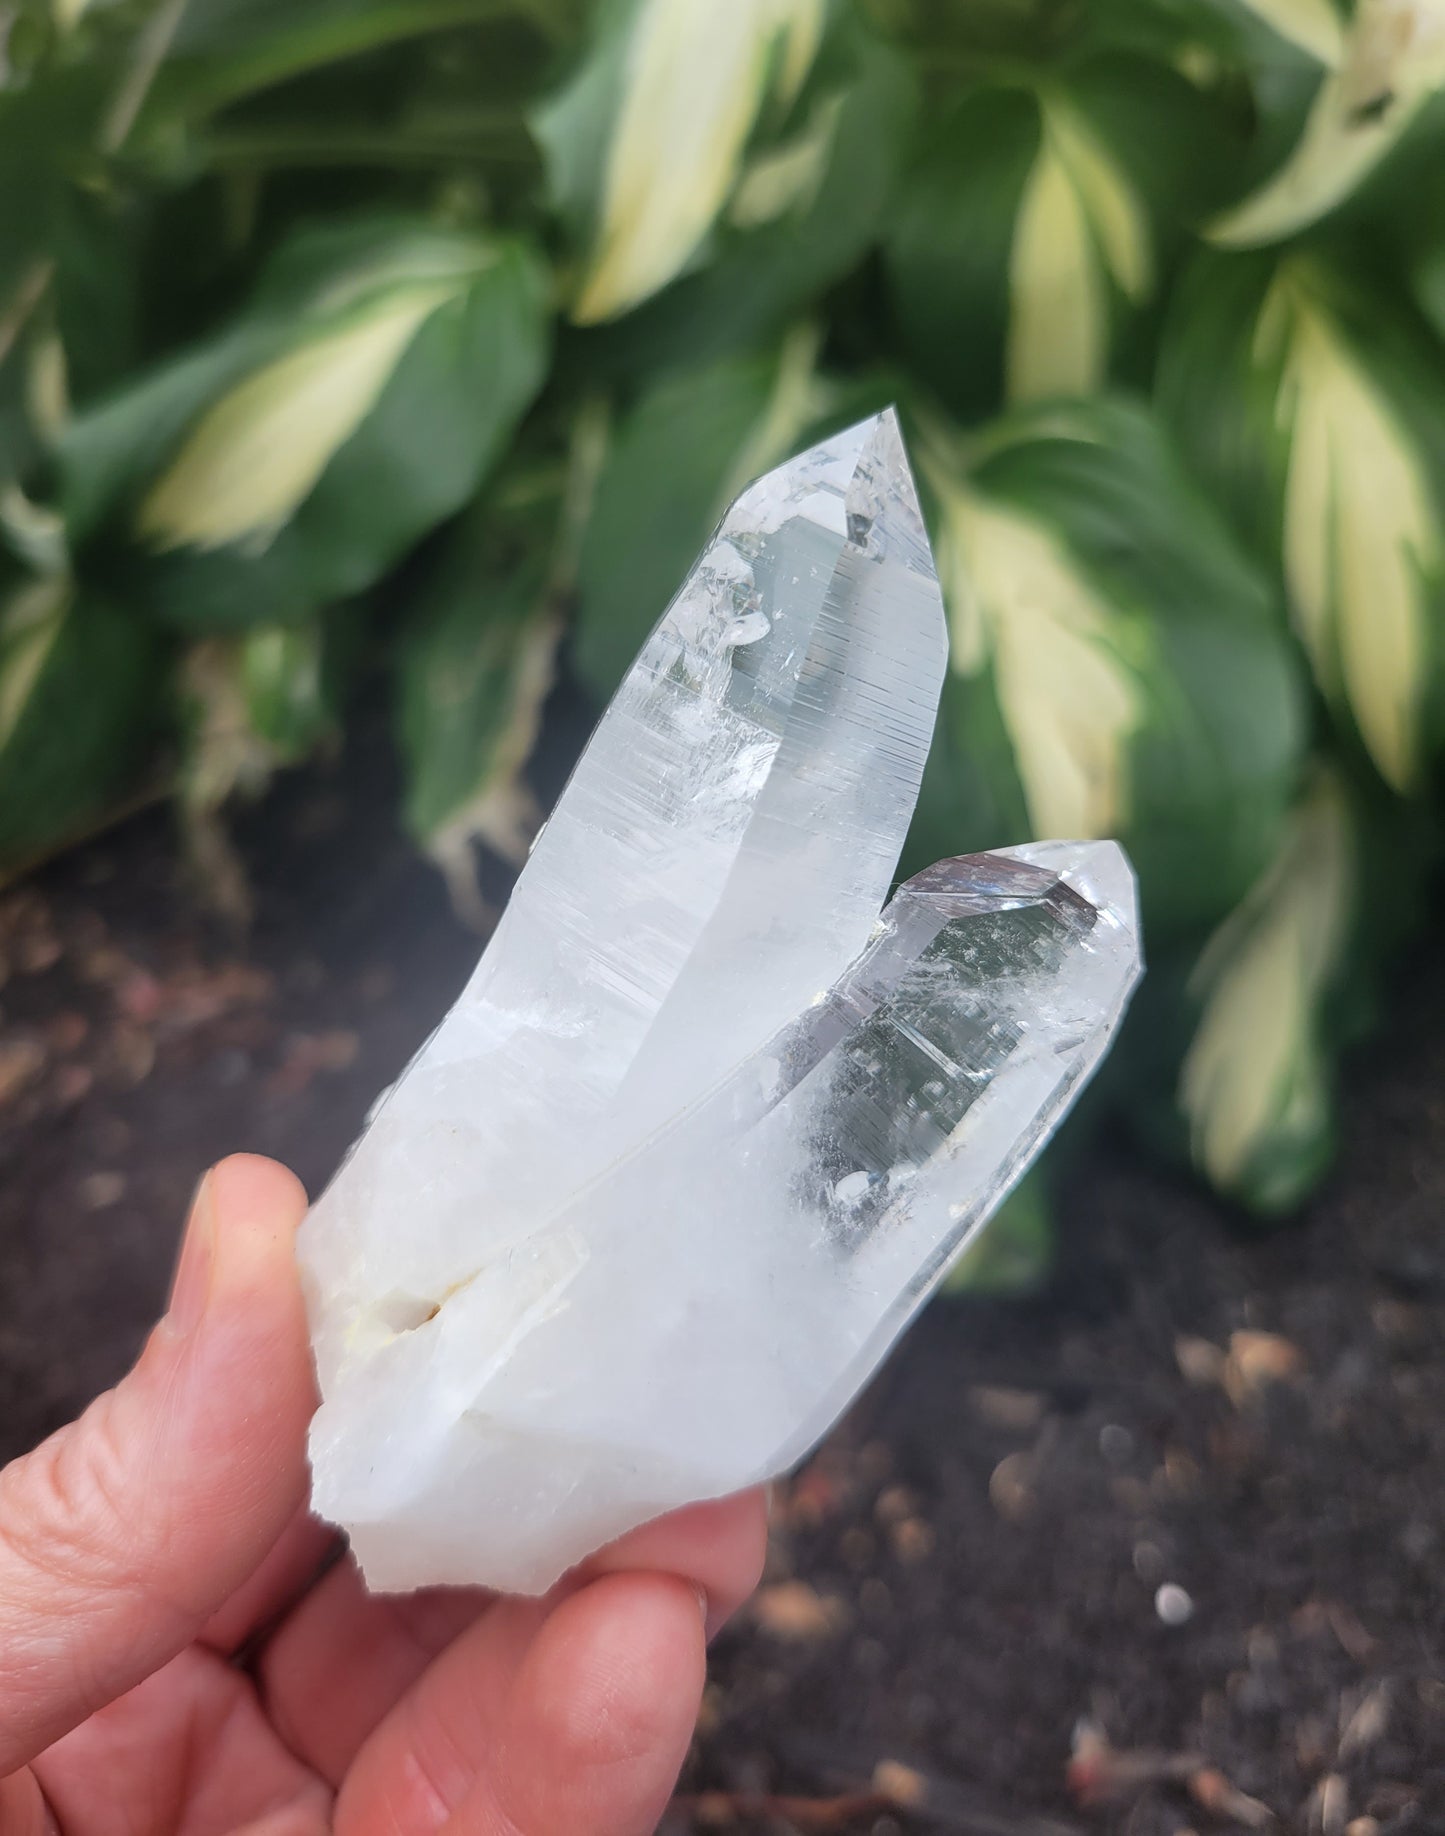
left=0, top=573, right=162, bottom=871
left=572, top=327, right=837, bottom=699
left=61, top=220, right=550, bottom=630
left=577, top=24, right=914, bottom=380
left=398, top=514, right=562, bottom=925
left=1267, top=271, right=1440, bottom=790
left=1211, top=0, right=1445, bottom=244
left=1179, top=769, right=1353, bottom=1209
left=1158, top=252, right=1445, bottom=793
left=931, top=474, right=1149, bottom=838
left=920, top=397, right=1308, bottom=938
left=1006, top=97, right=1153, bottom=403
left=1231, top=0, right=1345, bottom=63
left=727, top=92, right=843, bottom=229
left=537, top=0, right=825, bottom=326
left=884, top=59, right=1212, bottom=419
left=139, top=279, right=465, bottom=555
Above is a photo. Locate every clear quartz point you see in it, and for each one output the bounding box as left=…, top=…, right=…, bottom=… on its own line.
left=298, top=413, right=1142, bottom=1594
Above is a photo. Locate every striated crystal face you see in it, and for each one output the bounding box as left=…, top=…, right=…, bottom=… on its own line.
left=298, top=413, right=1142, bottom=1594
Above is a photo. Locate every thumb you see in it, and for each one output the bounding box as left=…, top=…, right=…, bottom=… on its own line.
left=0, top=1154, right=315, bottom=1773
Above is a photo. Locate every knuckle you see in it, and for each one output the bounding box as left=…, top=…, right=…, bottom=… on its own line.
left=1, top=1395, right=135, bottom=1595
left=0, top=1374, right=192, bottom=1625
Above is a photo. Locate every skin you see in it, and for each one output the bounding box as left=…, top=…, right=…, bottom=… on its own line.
left=0, top=1156, right=768, bottom=1834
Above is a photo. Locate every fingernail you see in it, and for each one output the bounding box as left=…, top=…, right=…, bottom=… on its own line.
left=164, top=1170, right=217, bottom=1339
left=693, top=1583, right=710, bottom=1631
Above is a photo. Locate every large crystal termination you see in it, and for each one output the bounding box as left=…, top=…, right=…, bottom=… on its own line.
left=299, top=412, right=1141, bottom=1594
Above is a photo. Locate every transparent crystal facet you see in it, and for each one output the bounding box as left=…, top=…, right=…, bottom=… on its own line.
left=298, top=414, right=1142, bottom=1594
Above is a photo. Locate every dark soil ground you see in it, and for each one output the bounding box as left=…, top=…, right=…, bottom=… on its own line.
left=0, top=726, right=1441, bottom=1836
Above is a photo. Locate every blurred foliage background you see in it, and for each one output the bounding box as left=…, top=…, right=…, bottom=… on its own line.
left=2, top=0, right=1444, bottom=1262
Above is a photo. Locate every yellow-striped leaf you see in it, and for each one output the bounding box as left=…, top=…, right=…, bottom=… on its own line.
left=918, top=397, right=1306, bottom=938
left=932, top=475, right=1147, bottom=838
left=1211, top=0, right=1445, bottom=245
left=1233, top=0, right=1345, bottom=63
left=1262, top=267, right=1441, bottom=791
left=139, top=280, right=464, bottom=554
left=1006, top=100, right=1152, bottom=403
left=570, top=0, right=824, bottom=325
left=62, top=221, right=550, bottom=630
left=727, top=94, right=842, bottom=229
left=1179, top=771, right=1353, bottom=1205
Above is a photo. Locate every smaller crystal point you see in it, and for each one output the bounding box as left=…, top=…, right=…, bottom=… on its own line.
left=299, top=414, right=1142, bottom=1596
left=307, top=841, right=1139, bottom=1595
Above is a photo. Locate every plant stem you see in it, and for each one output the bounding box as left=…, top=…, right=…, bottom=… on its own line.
left=0, top=259, right=55, bottom=370
left=549, top=393, right=609, bottom=597
left=166, top=0, right=527, bottom=117
left=103, top=0, right=191, bottom=153
left=198, top=123, right=531, bottom=172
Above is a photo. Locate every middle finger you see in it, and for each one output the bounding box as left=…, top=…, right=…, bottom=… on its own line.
left=254, top=1554, right=490, bottom=1785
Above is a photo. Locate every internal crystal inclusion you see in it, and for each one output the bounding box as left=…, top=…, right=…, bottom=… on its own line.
left=777, top=855, right=1098, bottom=1245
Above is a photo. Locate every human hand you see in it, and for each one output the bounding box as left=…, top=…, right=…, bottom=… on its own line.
left=0, top=1156, right=768, bottom=1834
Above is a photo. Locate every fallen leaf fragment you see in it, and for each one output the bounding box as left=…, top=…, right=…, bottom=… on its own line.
left=969, top=1384, right=1047, bottom=1430
left=750, top=1581, right=845, bottom=1640
left=1189, top=1766, right=1275, bottom=1827
left=0, top=1036, right=45, bottom=1105
left=1067, top=1721, right=1201, bottom=1807
left=989, top=1450, right=1036, bottom=1523
left=1338, top=1682, right=1391, bottom=1759
left=1175, top=1335, right=1227, bottom=1387
left=1224, top=1330, right=1305, bottom=1405
left=872, top=1758, right=927, bottom=1807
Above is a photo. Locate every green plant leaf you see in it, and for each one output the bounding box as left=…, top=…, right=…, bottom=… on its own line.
left=147, top=0, right=528, bottom=119
left=1226, top=0, right=1344, bottom=64
left=1177, top=765, right=1352, bottom=1212
left=179, top=620, right=335, bottom=814
left=1209, top=2, right=1445, bottom=245
left=397, top=510, right=561, bottom=923
left=884, top=57, right=1223, bottom=419
left=921, top=396, right=1309, bottom=939
left=1418, top=241, right=1445, bottom=341
left=1123, top=756, right=1435, bottom=1213
left=535, top=0, right=826, bottom=325
left=0, top=573, right=164, bottom=871
left=571, top=330, right=834, bottom=699
left=942, top=1164, right=1054, bottom=1295
left=175, top=615, right=347, bottom=915
left=1158, top=250, right=1445, bottom=793
left=60, top=218, right=552, bottom=629
left=571, top=24, right=915, bottom=377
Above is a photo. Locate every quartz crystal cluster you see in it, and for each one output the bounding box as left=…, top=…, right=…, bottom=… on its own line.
left=299, top=411, right=1142, bottom=1594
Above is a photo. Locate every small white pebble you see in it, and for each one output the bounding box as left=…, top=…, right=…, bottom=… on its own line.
left=832, top=1170, right=872, bottom=1206
left=1155, top=1582, right=1194, bottom=1626
left=1099, top=1422, right=1134, bottom=1464
left=78, top=1170, right=126, bottom=1211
